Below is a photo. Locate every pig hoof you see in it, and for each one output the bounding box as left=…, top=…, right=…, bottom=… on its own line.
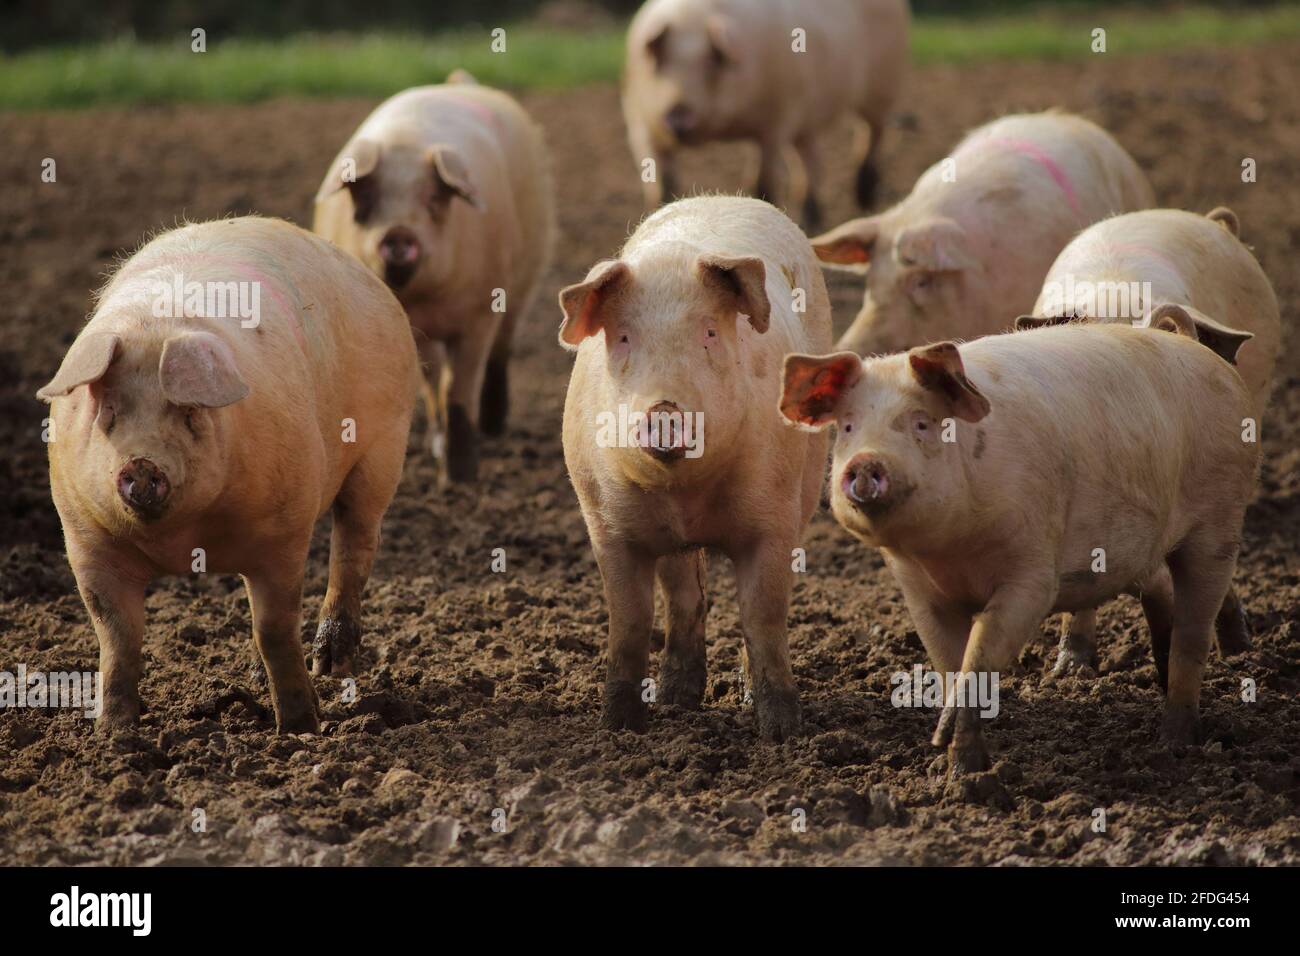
left=276, top=707, right=320, bottom=735
left=753, top=682, right=802, bottom=742
left=311, top=617, right=361, bottom=677
left=947, top=738, right=992, bottom=777
left=1159, top=707, right=1201, bottom=748
left=602, top=680, right=649, bottom=733
left=1052, top=647, right=1098, bottom=678
left=1215, top=603, right=1252, bottom=657
left=480, top=360, right=509, bottom=437
left=96, top=704, right=141, bottom=733
left=659, top=659, right=706, bottom=710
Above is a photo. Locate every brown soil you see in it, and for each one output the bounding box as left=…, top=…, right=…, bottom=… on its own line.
left=1, top=45, right=1298, bottom=866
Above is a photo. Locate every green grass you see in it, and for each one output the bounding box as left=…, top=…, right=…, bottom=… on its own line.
left=3, top=5, right=1300, bottom=110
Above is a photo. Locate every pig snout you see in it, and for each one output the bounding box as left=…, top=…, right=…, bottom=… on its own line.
left=117, top=458, right=171, bottom=519
left=378, top=227, right=421, bottom=289
left=664, top=104, right=699, bottom=143
left=841, top=455, right=892, bottom=510
left=641, top=400, right=687, bottom=462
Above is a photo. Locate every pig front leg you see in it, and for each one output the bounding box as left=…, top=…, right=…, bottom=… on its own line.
left=480, top=311, right=516, bottom=438
left=937, top=580, right=1055, bottom=776
left=754, top=137, right=787, bottom=209
left=1213, top=585, right=1252, bottom=656
left=655, top=549, right=708, bottom=709
left=1053, top=609, right=1099, bottom=676
left=733, top=540, right=801, bottom=742
left=444, top=320, right=498, bottom=483
left=853, top=117, right=886, bottom=209
left=628, top=121, right=675, bottom=208
left=73, top=567, right=147, bottom=730
left=792, top=134, right=823, bottom=232
left=244, top=560, right=319, bottom=734
left=592, top=536, right=656, bottom=732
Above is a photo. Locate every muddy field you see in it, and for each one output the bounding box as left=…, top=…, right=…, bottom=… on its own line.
left=1, top=45, right=1298, bottom=866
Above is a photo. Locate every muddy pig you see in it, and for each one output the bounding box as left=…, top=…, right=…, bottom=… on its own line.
left=561, top=196, right=832, bottom=739
left=38, top=217, right=419, bottom=733
left=780, top=323, right=1258, bottom=773
left=314, top=71, right=555, bottom=484
left=1016, top=206, right=1281, bottom=675
left=623, top=0, right=909, bottom=226
left=812, top=111, right=1153, bottom=355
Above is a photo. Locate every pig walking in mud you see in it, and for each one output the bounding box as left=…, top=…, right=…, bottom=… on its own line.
left=1017, top=206, right=1281, bottom=675
left=38, top=217, right=419, bottom=733
left=314, top=71, right=555, bottom=484
left=561, top=196, right=831, bottom=740
left=812, top=111, right=1153, bottom=355
left=622, top=0, right=909, bottom=227
left=781, top=323, right=1259, bottom=773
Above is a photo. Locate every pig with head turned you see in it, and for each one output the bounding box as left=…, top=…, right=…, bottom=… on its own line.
left=1016, top=206, right=1281, bottom=675
left=561, top=196, right=831, bottom=740
left=623, top=0, right=909, bottom=227
left=314, top=70, right=555, bottom=484
left=781, top=322, right=1258, bottom=774
left=812, top=111, right=1153, bottom=356
left=38, top=217, right=419, bottom=733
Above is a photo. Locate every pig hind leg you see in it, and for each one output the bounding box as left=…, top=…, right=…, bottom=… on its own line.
left=1162, top=536, right=1238, bottom=746
left=853, top=118, right=885, bottom=209
left=245, top=556, right=319, bottom=733
left=312, top=440, right=406, bottom=678
left=733, top=541, right=802, bottom=742
left=1213, top=585, right=1252, bottom=656
left=655, top=549, right=708, bottom=709
left=1053, top=609, right=1099, bottom=677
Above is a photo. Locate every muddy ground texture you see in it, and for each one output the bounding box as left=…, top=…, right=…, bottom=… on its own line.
left=1, top=46, right=1298, bottom=866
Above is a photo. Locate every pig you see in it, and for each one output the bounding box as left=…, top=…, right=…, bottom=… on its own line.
left=1014, top=206, right=1281, bottom=675
left=780, top=322, right=1258, bottom=773
left=37, top=217, right=419, bottom=733
left=560, top=196, right=832, bottom=740
left=622, top=0, right=909, bottom=227
left=314, top=71, right=555, bottom=484
left=811, top=111, right=1154, bottom=356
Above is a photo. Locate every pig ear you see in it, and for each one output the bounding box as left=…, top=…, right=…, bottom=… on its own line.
left=1014, top=314, right=1078, bottom=332
left=158, top=332, right=250, bottom=408
left=558, top=260, right=632, bottom=350
left=907, top=341, right=990, bottom=423
left=781, top=352, right=863, bottom=430
left=696, top=254, right=770, bottom=333
left=1206, top=206, right=1240, bottom=238
left=429, top=145, right=483, bottom=211
left=36, top=332, right=120, bottom=401
left=315, top=139, right=380, bottom=202
left=810, top=217, right=880, bottom=271
left=895, top=218, right=974, bottom=272
left=1147, top=303, right=1253, bottom=366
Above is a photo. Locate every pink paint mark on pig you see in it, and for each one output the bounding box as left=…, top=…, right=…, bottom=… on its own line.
left=982, top=136, right=1082, bottom=220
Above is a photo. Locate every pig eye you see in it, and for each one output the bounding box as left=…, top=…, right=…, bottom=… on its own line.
left=185, top=408, right=202, bottom=438
left=619, top=334, right=629, bottom=344
left=97, top=404, right=115, bottom=435
left=843, top=423, right=853, bottom=434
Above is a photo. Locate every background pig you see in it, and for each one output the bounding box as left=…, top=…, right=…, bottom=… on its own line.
left=781, top=323, right=1258, bottom=774
left=812, top=111, right=1154, bottom=355
left=38, top=217, right=419, bottom=733
left=561, top=196, right=831, bottom=740
left=1017, top=206, right=1282, bottom=675
left=314, top=71, right=554, bottom=483
left=622, top=0, right=909, bottom=227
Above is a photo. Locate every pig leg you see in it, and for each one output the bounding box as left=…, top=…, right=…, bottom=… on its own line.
left=418, top=336, right=449, bottom=464
left=312, top=445, right=405, bottom=677
left=1135, top=563, right=1175, bottom=693
left=793, top=134, right=823, bottom=232
left=444, top=319, right=498, bottom=483
left=853, top=118, right=885, bottom=209
left=629, top=121, right=674, bottom=208
left=593, top=535, right=656, bottom=732
left=73, top=565, right=147, bottom=730
left=480, top=310, right=516, bottom=437
left=655, top=549, right=708, bottom=709
left=754, top=137, right=788, bottom=210
left=244, top=559, right=319, bottom=734
left=1161, top=539, right=1236, bottom=746
left=1053, top=609, right=1099, bottom=676
left=733, top=541, right=801, bottom=742
left=939, top=580, right=1054, bottom=775
left=1213, top=585, right=1252, bottom=656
